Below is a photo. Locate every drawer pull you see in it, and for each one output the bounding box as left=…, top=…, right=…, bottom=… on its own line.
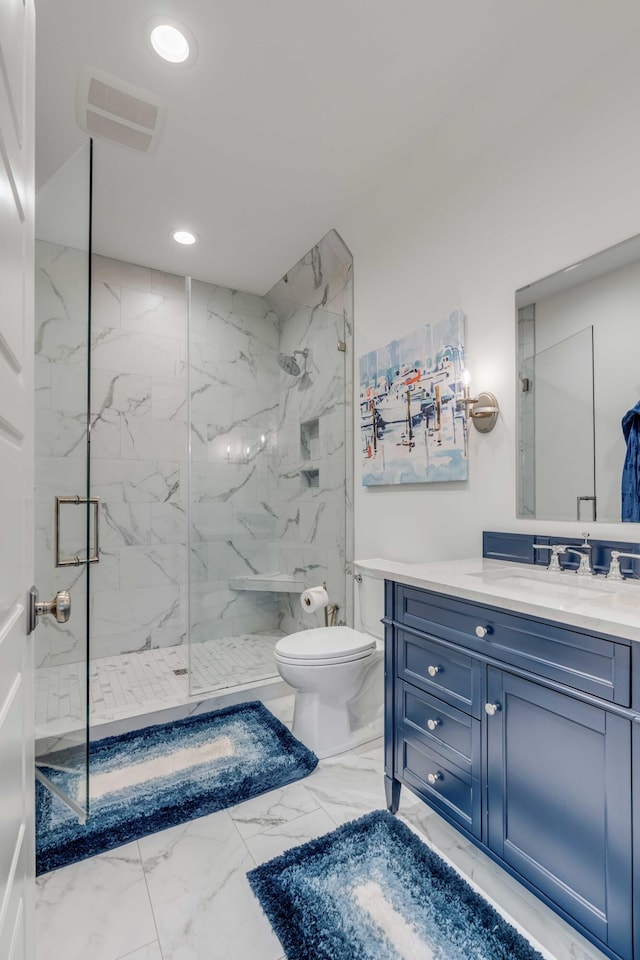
left=475, top=625, right=489, bottom=638
left=426, top=718, right=441, bottom=731
left=485, top=701, right=501, bottom=717
left=427, top=665, right=441, bottom=677
left=427, top=772, right=442, bottom=785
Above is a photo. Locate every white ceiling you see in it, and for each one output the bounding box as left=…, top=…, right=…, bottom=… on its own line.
left=36, top=0, right=640, bottom=294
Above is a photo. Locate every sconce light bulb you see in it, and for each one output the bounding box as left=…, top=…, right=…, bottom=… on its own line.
left=261, top=434, right=265, bottom=444
left=226, top=445, right=231, bottom=454
left=462, top=368, right=471, bottom=388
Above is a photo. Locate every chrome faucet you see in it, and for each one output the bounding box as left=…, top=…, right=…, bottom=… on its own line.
left=532, top=543, right=569, bottom=572
left=562, top=533, right=594, bottom=576
left=564, top=547, right=594, bottom=576
left=606, top=550, right=639, bottom=581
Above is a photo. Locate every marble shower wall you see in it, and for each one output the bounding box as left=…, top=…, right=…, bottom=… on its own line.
left=188, top=280, right=282, bottom=645
left=265, top=230, right=354, bottom=634
left=90, top=256, right=188, bottom=660
left=34, top=241, right=189, bottom=666
left=187, top=229, right=353, bottom=657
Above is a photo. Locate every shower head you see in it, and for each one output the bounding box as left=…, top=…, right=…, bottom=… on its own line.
left=278, top=348, right=308, bottom=376
left=278, top=353, right=301, bottom=376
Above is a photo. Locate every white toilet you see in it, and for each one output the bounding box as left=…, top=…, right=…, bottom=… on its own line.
left=274, top=568, right=384, bottom=758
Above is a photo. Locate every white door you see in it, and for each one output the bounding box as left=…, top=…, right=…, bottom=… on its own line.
left=0, top=0, right=36, bottom=959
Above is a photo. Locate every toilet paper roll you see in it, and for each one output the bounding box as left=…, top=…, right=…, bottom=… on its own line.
left=300, top=585, right=329, bottom=613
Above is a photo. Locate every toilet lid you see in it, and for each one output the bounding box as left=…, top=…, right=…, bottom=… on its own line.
left=275, top=626, right=375, bottom=661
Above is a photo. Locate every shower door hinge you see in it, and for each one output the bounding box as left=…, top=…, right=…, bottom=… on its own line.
left=337, top=341, right=346, bottom=352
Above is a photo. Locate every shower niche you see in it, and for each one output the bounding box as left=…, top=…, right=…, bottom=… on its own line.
left=300, top=418, right=320, bottom=460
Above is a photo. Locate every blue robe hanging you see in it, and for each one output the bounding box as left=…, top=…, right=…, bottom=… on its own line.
left=621, top=400, right=640, bottom=521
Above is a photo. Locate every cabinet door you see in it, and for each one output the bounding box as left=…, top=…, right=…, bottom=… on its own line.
left=486, top=668, right=632, bottom=959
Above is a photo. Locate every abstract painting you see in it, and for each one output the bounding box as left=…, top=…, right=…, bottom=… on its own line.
left=360, top=310, right=467, bottom=485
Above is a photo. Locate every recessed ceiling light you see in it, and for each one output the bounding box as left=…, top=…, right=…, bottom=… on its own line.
left=171, top=229, right=198, bottom=245
left=151, top=24, right=189, bottom=63
left=146, top=18, right=197, bottom=66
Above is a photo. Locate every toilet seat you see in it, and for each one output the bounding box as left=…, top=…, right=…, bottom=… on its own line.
left=274, top=626, right=375, bottom=665
left=275, top=648, right=374, bottom=666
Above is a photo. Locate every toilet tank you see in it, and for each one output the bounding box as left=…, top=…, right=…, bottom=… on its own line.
left=353, top=564, right=385, bottom=640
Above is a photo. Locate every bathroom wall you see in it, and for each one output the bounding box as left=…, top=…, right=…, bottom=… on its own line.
left=336, top=31, right=640, bottom=563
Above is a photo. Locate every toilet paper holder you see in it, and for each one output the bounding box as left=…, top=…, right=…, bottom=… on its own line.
left=322, top=581, right=339, bottom=627
left=300, top=581, right=339, bottom=626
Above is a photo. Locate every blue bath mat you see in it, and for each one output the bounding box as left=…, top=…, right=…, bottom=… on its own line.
left=248, top=809, right=545, bottom=960
left=36, top=701, right=317, bottom=875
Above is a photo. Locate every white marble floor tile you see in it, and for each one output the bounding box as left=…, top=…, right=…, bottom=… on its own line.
left=35, top=842, right=157, bottom=960
left=117, top=942, right=163, bottom=960
left=261, top=694, right=294, bottom=728
left=138, top=810, right=282, bottom=960
left=303, top=749, right=393, bottom=826
left=228, top=781, right=319, bottom=840
left=244, top=807, right=336, bottom=865
left=352, top=735, right=383, bottom=756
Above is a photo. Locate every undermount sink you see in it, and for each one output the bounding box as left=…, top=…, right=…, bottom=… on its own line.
left=469, top=569, right=609, bottom=600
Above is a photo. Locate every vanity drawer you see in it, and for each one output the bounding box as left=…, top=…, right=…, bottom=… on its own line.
left=397, top=681, right=480, bottom=772
left=396, top=628, right=483, bottom=718
left=396, top=732, right=481, bottom=839
left=395, top=584, right=631, bottom=706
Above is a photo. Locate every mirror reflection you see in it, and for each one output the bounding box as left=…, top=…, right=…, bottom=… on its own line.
left=516, top=233, right=640, bottom=523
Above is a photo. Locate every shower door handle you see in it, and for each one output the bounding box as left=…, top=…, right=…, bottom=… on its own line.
left=27, top=587, right=71, bottom=634
left=55, top=495, right=100, bottom=566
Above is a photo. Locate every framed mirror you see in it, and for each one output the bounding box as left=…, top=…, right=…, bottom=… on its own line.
left=516, top=233, right=640, bottom=523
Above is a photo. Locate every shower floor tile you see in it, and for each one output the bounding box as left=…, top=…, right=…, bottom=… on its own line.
left=35, top=629, right=284, bottom=740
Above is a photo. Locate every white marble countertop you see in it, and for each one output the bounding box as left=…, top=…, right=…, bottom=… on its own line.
left=354, top=557, right=640, bottom=643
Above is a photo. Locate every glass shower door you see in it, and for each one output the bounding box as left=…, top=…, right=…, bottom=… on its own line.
left=33, top=142, right=93, bottom=819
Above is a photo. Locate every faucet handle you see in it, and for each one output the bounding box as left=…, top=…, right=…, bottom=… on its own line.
left=607, top=553, right=623, bottom=581
left=533, top=543, right=568, bottom=572
left=606, top=550, right=639, bottom=581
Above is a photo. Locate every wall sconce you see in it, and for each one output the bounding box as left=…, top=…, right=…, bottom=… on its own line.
left=462, top=369, right=500, bottom=433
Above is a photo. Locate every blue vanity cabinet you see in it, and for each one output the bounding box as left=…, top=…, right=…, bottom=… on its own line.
left=486, top=668, right=632, bottom=960
left=385, top=581, right=635, bottom=960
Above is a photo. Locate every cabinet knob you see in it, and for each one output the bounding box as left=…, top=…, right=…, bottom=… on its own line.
left=426, top=718, right=441, bottom=731
left=427, top=772, right=442, bottom=785
left=475, top=625, right=489, bottom=638
left=485, top=702, right=501, bottom=717
left=427, top=665, right=441, bottom=677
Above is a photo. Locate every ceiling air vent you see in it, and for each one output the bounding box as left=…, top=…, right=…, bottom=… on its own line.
left=76, top=67, right=165, bottom=153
